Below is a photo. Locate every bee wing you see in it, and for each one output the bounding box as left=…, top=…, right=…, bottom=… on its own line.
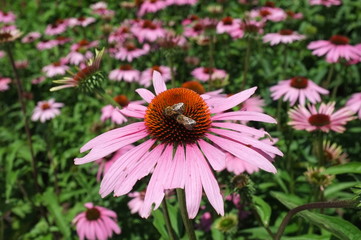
left=172, top=102, right=185, bottom=114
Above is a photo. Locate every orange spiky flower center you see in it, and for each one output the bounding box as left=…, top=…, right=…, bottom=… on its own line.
left=222, top=17, right=233, bottom=25
left=85, top=207, right=101, bottom=221
left=260, top=9, right=271, bottom=17
left=279, top=29, right=293, bottom=35
left=41, top=103, right=51, bottom=110
left=290, top=76, right=308, bottom=89
left=329, top=35, right=349, bottom=45
left=120, top=64, right=133, bottom=70
left=145, top=88, right=211, bottom=144
left=203, top=67, right=214, bottom=74
left=181, top=81, right=205, bottom=95
left=308, top=114, right=331, bottom=127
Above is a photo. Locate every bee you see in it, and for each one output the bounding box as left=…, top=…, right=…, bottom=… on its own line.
left=164, top=102, right=197, bottom=130
left=164, top=102, right=185, bottom=116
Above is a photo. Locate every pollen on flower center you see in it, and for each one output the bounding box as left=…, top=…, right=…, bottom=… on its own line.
left=144, top=88, right=211, bottom=144
left=329, top=35, right=349, bottom=45
left=41, top=103, right=51, bottom=110
left=182, top=81, right=205, bottom=95
left=85, top=207, right=101, bottom=221
left=279, top=29, right=293, bottom=35
left=222, top=17, right=233, bottom=25
left=113, top=95, right=129, bottom=107
left=290, top=76, right=308, bottom=89
left=308, top=114, right=331, bottom=127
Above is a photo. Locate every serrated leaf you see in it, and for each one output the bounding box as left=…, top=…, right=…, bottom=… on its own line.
left=324, top=162, right=361, bottom=175
left=271, top=192, right=361, bottom=240
left=42, top=189, right=70, bottom=238
left=253, top=196, right=272, bottom=227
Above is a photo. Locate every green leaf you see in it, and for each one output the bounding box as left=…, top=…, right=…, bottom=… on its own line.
left=42, top=188, right=71, bottom=238
left=271, top=192, right=361, bottom=240
left=325, top=182, right=358, bottom=198
left=253, top=196, right=272, bottom=227
left=324, top=162, right=361, bottom=175
left=152, top=209, right=169, bottom=240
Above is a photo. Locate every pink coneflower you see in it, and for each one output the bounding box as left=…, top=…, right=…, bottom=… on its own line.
left=74, top=71, right=282, bottom=218
left=346, top=92, right=361, bottom=119
left=286, top=10, right=303, bottom=19
left=15, top=60, right=28, bottom=69
left=50, top=49, right=104, bottom=92
left=0, top=77, right=11, bottom=91
left=323, top=140, right=348, bottom=165
left=216, top=17, right=241, bottom=35
left=31, top=99, right=63, bottom=123
left=196, top=212, right=212, bottom=232
left=289, top=102, right=355, bottom=133
left=90, top=1, right=115, bottom=17
left=68, top=17, right=96, bottom=27
left=183, top=23, right=205, bottom=38
left=128, top=191, right=146, bottom=215
left=263, top=29, right=305, bottom=45
left=113, top=42, right=150, bottom=62
left=31, top=76, right=46, bottom=85
left=191, top=67, right=227, bottom=82
left=167, top=0, right=198, bottom=5
left=0, top=28, right=22, bottom=43
left=21, top=32, right=41, bottom=43
left=71, top=39, right=99, bottom=52
left=36, top=39, right=58, bottom=50
left=100, top=95, right=132, bottom=125
left=157, top=30, right=188, bottom=49
left=270, top=76, right=329, bottom=106
left=140, top=66, right=172, bottom=87
left=309, top=0, right=341, bottom=7
left=109, top=65, right=140, bottom=82
left=137, top=0, right=168, bottom=17
left=0, top=11, right=16, bottom=23
left=55, top=36, right=71, bottom=45
left=131, top=20, right=166, bottom=43
left=307, top=35, right=361, bottom=63
left=73, top=203, right=121, bottom=240
left=66, top=51, right=93, bottom=66
left=45, top=19, right=68, bottom=36
left=42, top=59, right=69, bottom=77
left=231, top=20, right=264, bottom=39
left=0, top=51, right=5, bottom=58
left=96, top=145, right=135, bottom=181
left=241, top=96, right=265, bottom=112
left=182, top=15, right=200, bottom=26
left=108, top=25, right=132, bottom=43
left=248, top=6, right=287, bottom=22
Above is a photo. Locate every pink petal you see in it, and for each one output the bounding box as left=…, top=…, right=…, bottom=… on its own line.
left=135, top=88, right=155, bottom=103
left=212, top=111, right=277, bottom=123
left=163, top=145, right=186, bottom=189
left=198, top=139, right=225, bottom=171
left=153, top=71, right=167, bottom=95
left=211, top=122, right=267, bottom=137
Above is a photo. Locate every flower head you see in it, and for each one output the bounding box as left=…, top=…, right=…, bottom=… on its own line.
left=109, top=64, right=140, bottom=82
left=263, top=29, right=305, bottom=45
left=289, top=102, right=355, bottom=133
left=0, top=11, right=16, bottom=23
left=137, top=0, right=168, bottom=17
left=323, top=140, right=348, bottom=165
left=74, top=71, right=282, bottom=219
left=73, top=203, right=121, bottom=240
left=42, top=58, right=69, bottom=77
left=140, top=65, right=172, bottom=87
left=270, top=76, right=329, bottom=106
left=0, top=28, right=22, bottom=43
left=346, top=92, right=361, bottom=119
left=50, top=48, right=104, bottom=92
left=0, top=77, right=11, bottom=91
left=309, top=0, right=341, bottom=7
left=21, top=32, right=41, bottom=43
left=308, top=35, right=361, bottom=63
left=191, top=67, right=227, bottom=82
left=31, top=99, right=64, bottom=123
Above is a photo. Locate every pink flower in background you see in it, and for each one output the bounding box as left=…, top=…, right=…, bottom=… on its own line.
left=113, top=42, right=150, bottom=62
left=241, top=96, right=265, bottom=112
left=137, top=0, right=168, bottom=17
left=128, top=191, right=146, bottom=215
left=96, top=145, right=135, bottom=181
left=167, top=0, right=198, bottom=5
left=346, top=92, right=361, bottom=119
left=21, top=32, right=41, bottom=43
left=45, top=19, right=69, bottom=35
left=36, top=39, right=58, bottom=50
left=66, top=50, right=93, bottom=66
left=182, top=14, right=200, bottom=26
left=231, top=20, right=264, bottom=38
left=140, top=66, right=172, bottom=87
left=309, top=0, right=341, bottom=7
left=42, top=59, right=69, bottom=77
left=68, top=17, right=96, bottom=27
left=263, top=29, right=305, bottom=45
left=55, top=36, right=71, bottom=45
left=109, top=65, right=140, bottom=82
left=216, top=17, right=241, bottom=34
left=73, top=203, right=121, bottom=240
left=191, top=67, right=227, bottom=82
left=108, top=25, right=132, bottom=43
left=131, top=20, right=166, bottom=43
left=74, top=71, right=282, bottom=218
left=308, top=35, right=361, bottom=63
left=0, top=77, right=11, bottom=91
left=196, top=212, right=212, bottom=232
left=157, top=30, right=188, bottom=48
left=31, top=76, right=46, bottom=85
left=248, top=6, right=287, bottom=22
left=289, top=102, right=355, bottom=133
left=0, top=11, right=16, bottom=23
left=183, top=22, right=205, bottom=37
left=323, top=140, right=348, bottom=164
left=71, top=39, right=99, bottom=52
left=286, top=10, right=303, bottom=19
left=90, top=1, right=115, bottom=17
left=0, top=51, right=5, bottom=58
left=101, top=105, right=128, bottom=125
left=270, top=77, right=329, bottom=106
left=15, top=60, right=28, bottom=69
left=90, top=1, right=108, bottom=11
left=31, top=99, right=63, bottom=123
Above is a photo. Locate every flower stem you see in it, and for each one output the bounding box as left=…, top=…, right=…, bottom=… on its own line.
left=208, top=34, right=215, bottom=91
left=176, top=188, right=197, bottom=240
left=166, top=53, right=176, bottom=88
left=5, top=44, right=40, bottom=193
left=97, top=90, right=121, bottom=108
left=315, top=131, right=324, bottom=166
left=275, top=200, right=357, bottom=240
left=323, top=64, right=335, bottom=88
left=161, top=199, right=177, bottom=240
left=241, top=37, right=251, bottom=90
